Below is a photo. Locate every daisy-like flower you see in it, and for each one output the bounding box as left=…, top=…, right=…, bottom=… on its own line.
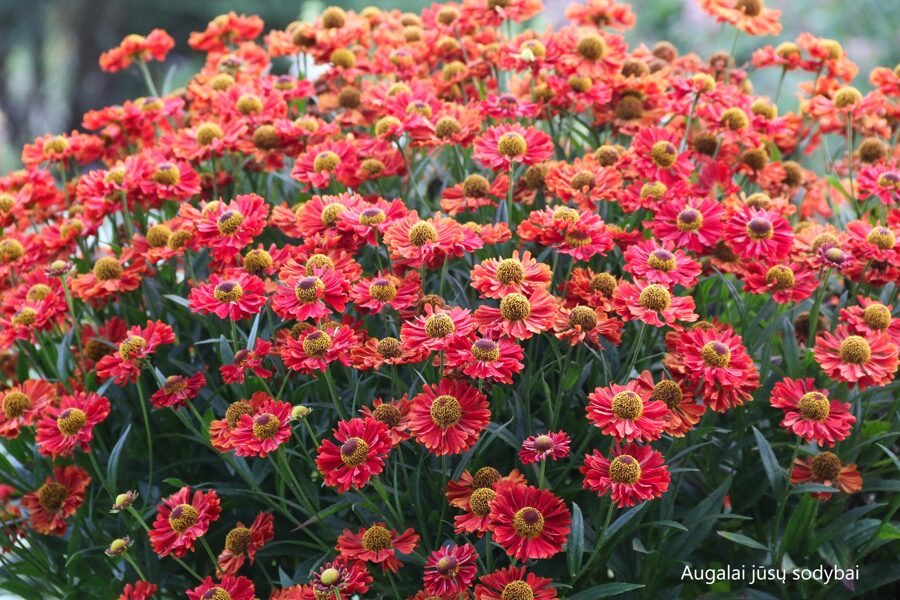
left=623, top=240, right=702, bottom=288
left=291, top=139, right=359, bottom=190
left=21, top=465, right=90, bottom=536
left=338, top=198, right=408, bottom=245
left=383, top=211, right=477, bottom=269
left=631, top=127, right=694, bottom=182
left=186, top=575, right=255, bottom=600
left=677, top=325, right=760, bottom=412
left=612, top=280, right=699, bottom=329
left=446, top=466, right=527, bottom=511
left=209, top=393, right=269, bottom=453
left=857, top=165, right=898, bottom=205
left=581, top=442, right=671, bottom=507
left=474, top=566, right=558, bottom=600
left=35, top=392, right=110, bottom=458
left=440, top=173, right=508, bottom=216
left=230, top=397, right=292, bottom=458
left=271, top=267, right=349, bottom=322
left=473, top=124, right=553, bottom=172
left=217, top=512, right=275, bottom=576
left=741, top=262, right=817, bottom=304
left=336, top=523, right=420, bottom=573
left=349, top=271, right=420, bottom=314
left=553, top=305, right=623, bottom=348
left=724, top=206, right=794, bottom=261
left=95, top=320, right=175, bottom=384
left=840, top=297, right=900, bottom=339
left=221, top=339, right=274, bottom=384
left=813, top=325, right=899, bottom=390
left=194, top=194, right=269, bottom=263
left=316, top=417, right=392, bottom=493
left=586, top=382, right=667, bottom=442
left=474, top=290, right=559, bottom=340
left=149, top=486, right=221, bottom=558
left=0, top=379, right=56, bottom=439
left=648, top=196, right=725, bottom=253
left=423, top=543, right=479, bottom=596
left=150, top=373, right=205, bottom=409
left=310, top=556, right=372, bottom=598
left=634, top=371, right=704, bottom=438
left=280, top=325, right=356, bottom=374
left=360, top=396, right=412, bottom=446
left=791, top=452, right=863, bottom=500
left=770, top=377, right=855, bottom=446
left=99, top=29, right=174, bottom=72
left=401, top=304, right=476, bottom=353
left=117, top=581, right=157, bottom=600
left=519, top=431, right=571, bottom=465
left=189, top=272, right=267, bottom=320
left=444, top=336, right=525, bottom=384
left=470, top=250, right=552, bottom=299
left=408, top=379, right=490, bottom=456
left=489, top=483, right=571, bottom=561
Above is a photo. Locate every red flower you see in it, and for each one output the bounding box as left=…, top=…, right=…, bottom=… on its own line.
left=21, top=465, right=90, bottom=536
left=473, top=124, right=553, bottom=172
left=36, top=391, right=110, bottom=458
left=724, top=206, right=794, bottom=261
left=96, top=320, right=175, bottom=384
left=149, top=486, right=221, bottom=558
left=194, top=194, right=269, bottom=263
left=423, top=543, right=479, bottom=596
left=280, top=325, right=356, bottom=374
left=444, top=336, right=525, bottom=384
left=623, top=239, right=702, bottom=288
left=0, top=379, right=56, bottom=439
left=209, top=393, right=269, bottom=452
left=230, top=397, right=293, bottom=458
left=150, top=373, right=205, bottom=409
left=349, top=271, right=421, bottom=314
left=470, top=250, right=552, bottom=300
left=401, top=304, right=476, bottom=353
left=839, top=297, right=900, bottom=339
left=791, top=452, right=863, bottom=500
left=271, top=267, right=350, bottom=322
left=186, top=575, right=254, bottom=600
left=633, top=371, right=704, bottom=438
left=221, top=339, right=274, bottom=384
left=770, top=377, right=854, bottom=446
left=409, top=379, right=490, bottom=456
left=488, top=483, right=571, bottom=561
left=648, top=196, right=725, bottom=253
left=813, top=325, right=898, bottom=390
left=553, top=305, right=623, bottom=348
left=741, top=262, right=817, bottom=304
left=117, top=581, right=158, bottom=600
left=336, top=523, right=419, bottom=572
left=383, top=211, right=478, bottom=269
left=581, top=442, right=671, bottom=507
left=474, top=290, right=559, bottom=340
left=310, top=556, right=372, bottom=597
left=189, top=272, right=267, bottom=320
left=217, top=512, right=275, bottom=576
left=474, top=565, right=557, bottom=600
left=359, top=396, right=412, bottom=446
left=613, top=280, right=698, bottom=329
left=99, top=29, right=174, bottom=72
left=316, top=417, right=392, bottom=493
left=291, top=140, right=360, bottom=190
left=677, top=325, right=760, bottom=412
left=519, top=431, right=571, bottom=465
left=587, top=382, right=667, bottom=442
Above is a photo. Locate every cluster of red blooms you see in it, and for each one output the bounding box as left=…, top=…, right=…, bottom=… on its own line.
left=0, top=0, right=898, bottom=597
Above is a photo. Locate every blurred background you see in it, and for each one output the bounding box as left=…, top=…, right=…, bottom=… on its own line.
left=0, top=0, right=897, bottom=172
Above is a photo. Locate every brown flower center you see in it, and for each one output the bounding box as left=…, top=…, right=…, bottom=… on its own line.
left=577, top=34, right=606, bottom=61
left=340, top=437, right=370, bottom=467
left=373, top=403, right=402, bottom=428
left=408, top=221, right=438, bottom=246
left=501, top=581, right=535, bottom=600
left=639, top=284, right=671, bottom=311
left=811, top=452, right=842, bottom=481
left=430, top=395, right=462, bottom=428
left=651, top=380, right=683, bottom=408
left=57, top=408, right=86, bottom=436
left=425, top=313, right=456, bottom=339
left=838, top=335, right=871, bottom=365
left=361, top=525, right=392, bottom=551
left=200, top=588, right=231, bottom=600
left=495, top=258, right=525, bottom=284
left=169, top=503, right=199, bottom=533
left=37, top=482, right=68, bottom=512
left=676, top=208, right=703, bottom=232
left=568, top=306, right=598, bottom=330
left=590, top=273, right=617, bottom=297
left=225, top=527, right=252, bottom=553
left=862, top=304, right=891, bottom=330
left=93, top=257, right=123, bottom=281
left=225, top=401, right=253, bottom=428
left=469, top=487, right=496, bottom=516
left=472, top=467, right=502, bottom=489
left=2, top=391, right=31, bottom=418
left=746, top=217, right=774, bottom=240
left=500, top=293, right=532, bottom=321
left=376, top=337, right=403, bottom=359
left=611, top=390, right=644, bottom=420
left=512, top=507, right=545, bottom=539
left=609, top=455, right=642, bottom=484
left=701, top=341, right=731, bottom=367
left=797, top=392, right=830, bottom=421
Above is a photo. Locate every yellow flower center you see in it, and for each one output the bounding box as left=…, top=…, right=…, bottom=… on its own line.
left=463, top=174, right=491, bottom=198
left=56, top=408, right=86, bottom=436
left=611, top=390, right=644, bottom=420
left=765, top=265, right=795, bottom=290
left=225, top=527, right=252, bottom=553
left=320, top=203, right=345, bottom=226
left=647, top=249, right=677, bottom=272
left=838, top=335, right=871, bottom=365
left=862, top=304, right=891, bottom=330
left=501, top=581, right=535, bottom=600
left=568, top=306, right=598, bottom=330
left=118, top=335, right=147, bottom=360
left=512, top=507, right=545, bottom=539
left=471, top=339, right=501, bottom=361
left=500, top=293, right=532, bottom=321
left=866, top=227, right=896, bottom=250
left=369, top=279, right=398, bottom=302
left=469, top=487, right=496, bottom=516
left=430, top=394, right=462, bottom=428
left=495, top=258, right=525, bottom=284
left=216, top=210, right=245, bottom=235
left=701, top=341, right=731, bottom=367
left=639, top=284, right=671, bottom=311
left=93, top=257, right=123, bottom=281
left=2, top=391, right=31, bottom=418
left=408, top=221, right=438, bottom=246
left=295, top=276, right=325, bottom=303
left=577, top=34, right=606, bottom=61
left=243, top=249, right=273, bottom=274
left=424, top=313, right=456, bottom=339
left=373, top=403, right=402, bottom=428
left=213, top=280, right=244, bottom=303
left=359, top=207, right=386, bottom=226
left=651, top=380, right=683, bottom=408
left=650, top=141, right=677, bottom=168
left=376, top=337, right=403, bottom=359
left=496, top=132, right=527, bottom=157
left=472, top=467, right=502, bottom=489
left=609, top=455, right=642, bottom=484
left=798, top=392, right=830, bottom=421
left=168, top=503, right=199, bottom=533
left=302, top=330, right=333, bottom=357
left=746, top=217, right=774, bottom=240
left=313, top=151, right=341, bottom=173
left=37, top=482, right=68, bottom=512
left=252, top=413, right=281, bottom=439
left=196, top=122, right=224, bottom=146
left=361, top=525, right=392, bottom=551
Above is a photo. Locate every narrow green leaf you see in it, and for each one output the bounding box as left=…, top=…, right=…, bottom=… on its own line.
left=106, top=424, right=131, bottom=493
left=567, top=502, right=585, bottom=577
left=752, top=426, right=781, bottom=491
left=717, top=530, right=768, bottom=550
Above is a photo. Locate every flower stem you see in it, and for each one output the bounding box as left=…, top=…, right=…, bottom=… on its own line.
left=135, top=375, right=154, bottom=504
left=136, top=60, right=160, bottom=98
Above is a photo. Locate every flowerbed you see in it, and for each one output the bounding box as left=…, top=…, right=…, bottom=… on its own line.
left=0, top=0, right=899, bottom=598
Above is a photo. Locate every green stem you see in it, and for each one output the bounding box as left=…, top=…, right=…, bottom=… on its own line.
left=136, top=60, right=160, bottom=98
left=323, top=367, right=349, bottom=420
left=774, top=438, right=802, bottom=567
left=135, top=375, right=154, bottom=504
left=121, top=552, right=147, bottom=581
left=573, top=500, right=615, bottom=584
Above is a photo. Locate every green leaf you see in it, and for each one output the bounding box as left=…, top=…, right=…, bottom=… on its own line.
left=164, top=293, right=191, bottom=308
left=162, top=477, right=188, bottom=488
left=825, top=174, right=852, bottom=201
left=566, top=583, right=645, bottom=599
left=752, top=427, right=781, bottom=491
left=567, top=502, right=585, bottom=577
left=876, top=443, right=900, bottom=472
left=106, top=424, right=131, bottom=493
left=717, top=530, right=768, bottom=551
